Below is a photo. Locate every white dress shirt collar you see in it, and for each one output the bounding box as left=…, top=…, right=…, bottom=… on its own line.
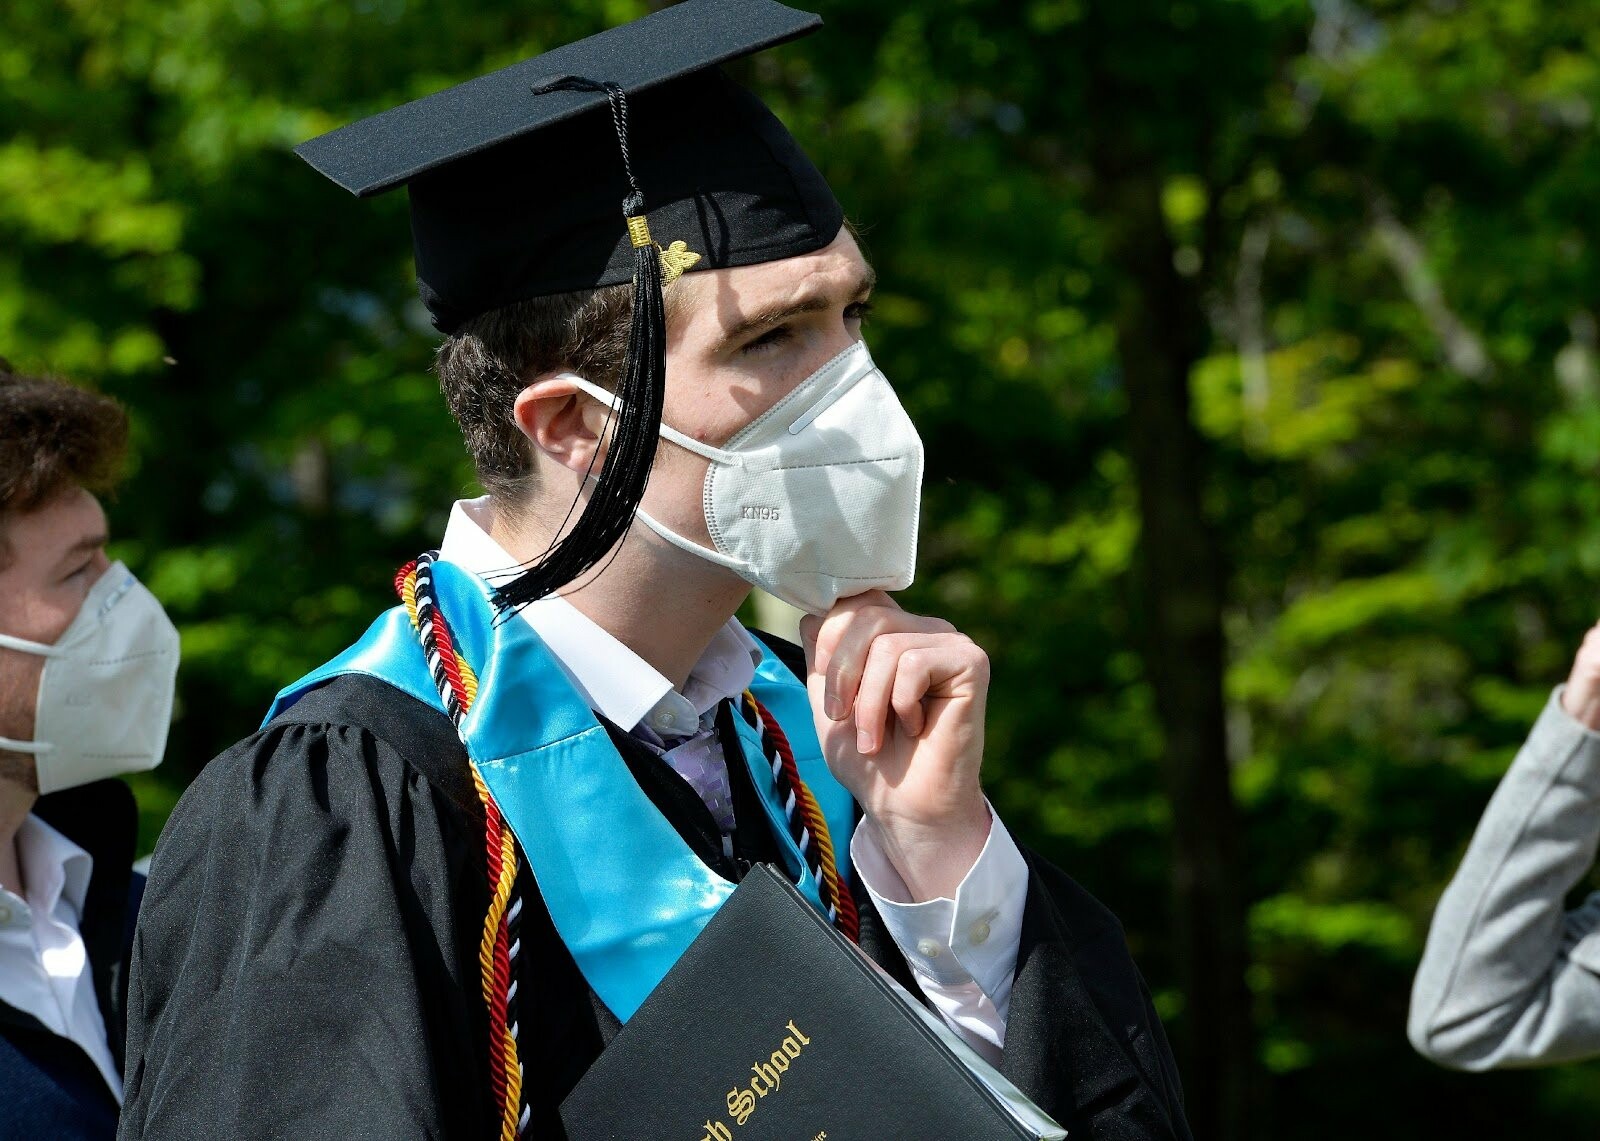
left=15, top=809, right=92, bottom=928
left=438, top=496, right=762, bottom=736
left=15, top=815, right=93, bottom=926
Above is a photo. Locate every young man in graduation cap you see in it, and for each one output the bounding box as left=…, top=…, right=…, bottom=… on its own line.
left=120, top=3, right=1190, bottom=1138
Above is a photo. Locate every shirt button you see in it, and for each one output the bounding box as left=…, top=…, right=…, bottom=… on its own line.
left=653, top=711, right=680, bottom=734
left=969, top=919, right=992, bottom=946
left=915, top=938, right=943, bottom=959
left=0, top=905, right=11, bottom=925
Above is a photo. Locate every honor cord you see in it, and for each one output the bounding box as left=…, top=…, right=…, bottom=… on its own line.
left=741, top=691, right=860, bottom=943
left=398, top=554, right=528, bottom=1140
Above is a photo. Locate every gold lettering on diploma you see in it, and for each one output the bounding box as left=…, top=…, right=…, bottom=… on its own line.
left=707, top=1020, right=813, bottom=1133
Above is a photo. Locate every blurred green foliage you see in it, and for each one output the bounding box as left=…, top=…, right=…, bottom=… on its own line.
left=6, top=0, right=1600, bottom=1133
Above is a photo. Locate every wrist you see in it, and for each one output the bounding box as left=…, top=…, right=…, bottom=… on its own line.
left=863, top=797, right=991, bottom=903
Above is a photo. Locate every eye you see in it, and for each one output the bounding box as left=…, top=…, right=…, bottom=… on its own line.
left=845, top=299, right=875, bottom=325
left=740, top=324, right=795, bottom=355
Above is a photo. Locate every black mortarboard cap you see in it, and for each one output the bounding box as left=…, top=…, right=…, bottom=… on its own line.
left=295, top=0, right=843, bottom=609
left=296, top=0, right=841, bottom=332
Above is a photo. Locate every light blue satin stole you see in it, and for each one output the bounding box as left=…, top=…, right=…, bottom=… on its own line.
left=263, top=558, right=854, bottom=1021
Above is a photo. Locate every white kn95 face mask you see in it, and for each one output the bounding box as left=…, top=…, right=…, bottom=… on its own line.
left=0, top=562, right=179, bottom=794
left=562, top=340, right=925, bottom=616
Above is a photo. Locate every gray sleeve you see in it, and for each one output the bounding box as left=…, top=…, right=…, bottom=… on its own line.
left=1409, top=686, right=1600, bottom=1070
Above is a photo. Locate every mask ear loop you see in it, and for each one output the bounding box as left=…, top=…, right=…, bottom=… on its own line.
left=555, top=373, right=769, bottom=580
left=0, top=633, right=63, bottom=753
left=557, top=372, right=750, bottom=468
left=0, top=564, right=138, bottom=660
left=0, top=631, right=65, bottom=658
left=0, top=565, right=140, bottom=754
left=0, top=736, right=52, bottom=754
left=0, top=638, right=54, bottom=753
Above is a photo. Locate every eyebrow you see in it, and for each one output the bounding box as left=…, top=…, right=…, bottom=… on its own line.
left=719, top=265, right=878, bottom=349
left=53, top=532, right=108, bottom=572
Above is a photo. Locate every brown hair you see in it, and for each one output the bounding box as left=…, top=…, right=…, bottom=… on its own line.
left=433, top=278, right=691, bottom=509
left=0, top=360, right=129, bottom=514
left=434, top=285, right=636, bottom=503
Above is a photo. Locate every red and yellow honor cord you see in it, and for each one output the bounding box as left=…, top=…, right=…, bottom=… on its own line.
left=397, top=556, right=525, bottom=1140
left=741, top=691, right=860, bottom=943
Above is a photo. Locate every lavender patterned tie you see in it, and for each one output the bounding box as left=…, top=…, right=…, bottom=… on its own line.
left=659, top=721, right=738, bottom=834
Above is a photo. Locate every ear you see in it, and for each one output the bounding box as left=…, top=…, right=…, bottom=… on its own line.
left=512, top=373, right=614, bottom=476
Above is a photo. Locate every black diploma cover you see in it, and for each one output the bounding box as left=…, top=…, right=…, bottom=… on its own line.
left=560, top=863, right=1067, bottom=1141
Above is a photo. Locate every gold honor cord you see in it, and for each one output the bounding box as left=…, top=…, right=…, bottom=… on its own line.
left=399, top=559, right=525, bottom=1139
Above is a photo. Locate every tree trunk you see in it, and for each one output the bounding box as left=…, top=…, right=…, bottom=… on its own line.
left=1108, top=174, right=1258, bottom=1140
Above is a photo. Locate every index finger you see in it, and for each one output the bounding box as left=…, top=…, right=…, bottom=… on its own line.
left=807, top=591, right=900, bottom=687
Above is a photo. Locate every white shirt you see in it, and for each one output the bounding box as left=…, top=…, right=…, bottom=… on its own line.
left=0, top=814, right=122, bottom=1100
left=441, top=497, right=1029, bottom=1060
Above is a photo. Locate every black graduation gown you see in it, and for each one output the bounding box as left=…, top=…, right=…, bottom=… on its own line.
left=119, top=641, right=1190, bottom=1141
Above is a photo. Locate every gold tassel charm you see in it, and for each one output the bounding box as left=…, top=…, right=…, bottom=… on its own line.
left=625, top=214, right=701, bottom=284
left=658, top=240, right=701, bottom=283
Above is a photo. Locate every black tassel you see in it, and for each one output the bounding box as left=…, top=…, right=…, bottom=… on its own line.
left=495, top=79, right=668, bottom=611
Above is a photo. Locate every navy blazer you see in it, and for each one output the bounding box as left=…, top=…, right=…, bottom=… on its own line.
left=0, top=779, right=143, bottom=1141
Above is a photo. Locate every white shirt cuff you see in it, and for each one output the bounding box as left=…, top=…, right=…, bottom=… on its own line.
left=850, top=800, right=1029, bottom=1018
